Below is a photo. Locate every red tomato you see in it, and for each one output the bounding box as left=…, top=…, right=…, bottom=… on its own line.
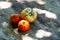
left=18, top=20, right=30, bottom=32
left=10, top=13, right=20, bottom=24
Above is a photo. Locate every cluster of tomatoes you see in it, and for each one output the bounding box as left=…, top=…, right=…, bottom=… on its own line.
left=10, top=8, right=37, bottom=32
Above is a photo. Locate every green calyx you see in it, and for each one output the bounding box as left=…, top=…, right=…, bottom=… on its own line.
left=24, top=8, right=34, bottom=17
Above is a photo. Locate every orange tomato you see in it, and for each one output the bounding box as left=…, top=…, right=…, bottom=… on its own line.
left=10, top=13, right=20, bottom=24
left=18, top=20, right=30, bottom=32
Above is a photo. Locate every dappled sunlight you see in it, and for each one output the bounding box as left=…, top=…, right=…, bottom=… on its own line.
left=45, top=11, right=57, bottom=19
left=0, top=1, right=12, bottom=9
left=1, top=22, right=8, bottom=27
left=33, top=8, right=57, bottom=19
left=16, top=0, right=46, bottom=5
left=33, top=8, right=45, bottom=14
left=35, top=29, right=52, bottom=38
left=14, top=28, right=19, bottom=35
left=26, top=0, right=46, bottom=5
left=22, top=34, right=34, bottom=40
left=16, top=0, right=24, bottom=3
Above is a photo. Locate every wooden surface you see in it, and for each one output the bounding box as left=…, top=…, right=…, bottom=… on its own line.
left=0, top=0, right=60, bottom=40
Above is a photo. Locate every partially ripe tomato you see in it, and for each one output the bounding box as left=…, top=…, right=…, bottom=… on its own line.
left=20, top=8, right=37, bottom=23
left=10, top=13, right=20, bottom=24
left=18, top=20, right=30, bottom=32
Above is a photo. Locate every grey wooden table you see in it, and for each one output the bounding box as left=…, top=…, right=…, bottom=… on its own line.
left=0, top=0, right=60, bottom=40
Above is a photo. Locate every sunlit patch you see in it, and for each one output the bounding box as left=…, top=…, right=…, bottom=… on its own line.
left=33, top=8, right=45, bottom=14
left=16, top=0, right=21, bottom=2
left=16, top=0, right=46, bottom=5
left=1, top=22, right=8, bottom=27
left=0, top=1, right=12, bottom=9
left=35, top=29, right=52, bottom=38
left=44, top=11, right=57, bottom=19
left=16, top=0, right=24, bottom=3
left=35, top=0, right=46, bottom=5
left=26, top=0, right=46, bottom=5
left=33, top=8, right=57, bottom=19
left=14, top=28, right=19, bottom=35
left=22, top=34, right=33, bottom=40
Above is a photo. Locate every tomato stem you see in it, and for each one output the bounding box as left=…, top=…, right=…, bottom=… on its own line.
left=23, top=22, right=25, bottom=24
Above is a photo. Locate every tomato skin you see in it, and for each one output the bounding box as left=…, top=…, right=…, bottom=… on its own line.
left=20, top=8, right=37, bottom=23
left=18, top=20, right=30, bottom=32
left=10, top=13, right=20, bottom=24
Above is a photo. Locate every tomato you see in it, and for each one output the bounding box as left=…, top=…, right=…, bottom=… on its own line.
left=10, top=13, right=20, bottom=24
left=20, top=8, right=37, bottom=23
left=18, top=20, right=30, bottom=32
